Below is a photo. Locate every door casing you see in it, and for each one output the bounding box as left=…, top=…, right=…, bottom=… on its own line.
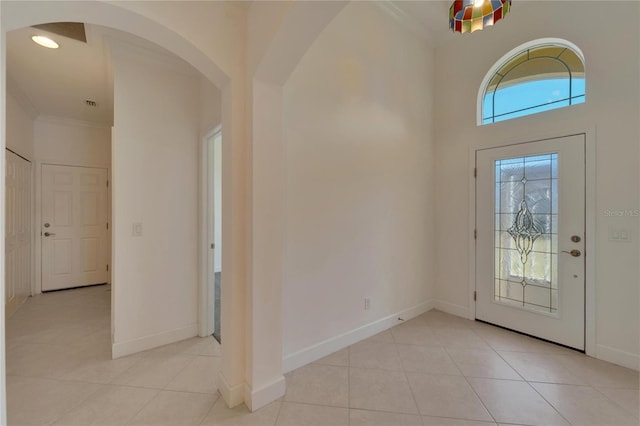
left=469, top=129, right=596, bottom=357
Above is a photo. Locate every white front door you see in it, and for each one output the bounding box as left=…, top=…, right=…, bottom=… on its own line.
left=41, top=165, right=109, bottom=291
left=475, top=134, right=585, bottom=350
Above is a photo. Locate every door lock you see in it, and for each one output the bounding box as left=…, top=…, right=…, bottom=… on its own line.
left=561, top=249, right=581, bottom=257
left=570, top=235, right=581, bottom=243
left=44, top=223, right=50, bottom=228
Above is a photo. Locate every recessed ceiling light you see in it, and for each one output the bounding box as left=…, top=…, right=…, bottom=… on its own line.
left=32, top=35, right=59, bottom=49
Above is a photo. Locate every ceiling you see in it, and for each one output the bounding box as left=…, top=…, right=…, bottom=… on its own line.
left=6, top=23, right=196, bottom=126
left=384, top=1, right=456, bottom=46
left=6, top=1, right=454, bottom=126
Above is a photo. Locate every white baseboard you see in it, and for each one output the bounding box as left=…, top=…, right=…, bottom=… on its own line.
left=218, top=371, right=246, bottom=409
left=596, top=344, right=640, bottom=371
left=111, top=323, right=198, bottom=359
left=244, top=375, right=285, bottom=412
left=5, top=295, right=28, bottom=319
left=282, top=299, right=435, bottom=373
left=434, top=300, right=470, bottom=319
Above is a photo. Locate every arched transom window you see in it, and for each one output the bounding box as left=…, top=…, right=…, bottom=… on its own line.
left=479, top=39, right=585, bottom=125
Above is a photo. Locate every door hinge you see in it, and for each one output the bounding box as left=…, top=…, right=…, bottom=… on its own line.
left=106, top=222, right=109, bottom=230
left=106, top=264, right=109, bottom=272
left=474, top=167, right=477, bottom=178
left=474, top=229, right=477, bottom=240
left=210, top=243, right=215, bottom=249
left=106, top=180, right=109, bottom=187
left=474, top=291, right=477, bottom=301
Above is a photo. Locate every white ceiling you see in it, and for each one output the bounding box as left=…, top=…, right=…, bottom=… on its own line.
left=7, top=24, right=113, bottom=125
left=7, top=23, right=196, bottom=126
left=6, top=1, right=454, bottom=126
left=381, top=1, right=456, bottom=46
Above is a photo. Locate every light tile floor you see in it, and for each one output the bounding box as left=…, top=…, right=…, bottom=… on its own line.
left=6, top=285, right=639, bottom=426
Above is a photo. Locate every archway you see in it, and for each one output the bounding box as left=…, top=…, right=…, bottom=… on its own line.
left=0, top=0, right=246, bottom=419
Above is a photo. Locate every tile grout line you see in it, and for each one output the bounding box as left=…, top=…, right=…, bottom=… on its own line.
left=523, top=380, right=574, bottom=425
left=591, top=386, right=640, bottom=419
left=450, top=331, right=500, bottom=425
left=393, top=338, right=426, bottom=425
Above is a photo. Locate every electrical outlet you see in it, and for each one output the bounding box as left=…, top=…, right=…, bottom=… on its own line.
left=364, top=297, right=370, bottom=311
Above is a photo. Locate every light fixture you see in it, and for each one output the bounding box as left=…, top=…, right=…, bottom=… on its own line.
left=31, top=35, right=59, bottom=49
left=449, top=0, right=511, bottom=34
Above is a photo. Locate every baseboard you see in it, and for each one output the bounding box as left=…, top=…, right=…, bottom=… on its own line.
left=111, top=323, right=198, bottom=359
left=244, top=375, right=285, bottom=412
left=434, top=300, right=470, bottom=319
left=282, top=299, right=434, bottom=373
left=596, top=344, right=640, bottom=371
left=5, top=295, right=28, bottom=319
left=218, top=371, right=246, bottom=409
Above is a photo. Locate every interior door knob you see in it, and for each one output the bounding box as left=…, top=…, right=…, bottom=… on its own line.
left=44, top=232, right=56, bottom=237
left=561, top=249, right=581, bottom=257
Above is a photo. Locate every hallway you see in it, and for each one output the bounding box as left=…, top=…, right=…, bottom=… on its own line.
left=5, top=286, right=638, bottom=425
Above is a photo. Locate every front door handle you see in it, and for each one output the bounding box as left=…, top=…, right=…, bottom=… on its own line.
left=44, top=232, right=56, bottom=237
left=561, top=249, right=581, bottom=257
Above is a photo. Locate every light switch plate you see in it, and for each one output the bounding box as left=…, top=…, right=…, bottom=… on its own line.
left=132, top=222, right=143, bottom=237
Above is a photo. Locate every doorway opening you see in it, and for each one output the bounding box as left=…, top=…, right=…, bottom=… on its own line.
left=206, top=128, right=222, bottom=343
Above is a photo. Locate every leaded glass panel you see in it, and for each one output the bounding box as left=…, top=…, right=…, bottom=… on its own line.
left=494, top=153, right=558, bottom=313
left=481, top=43, right=585, bottom=125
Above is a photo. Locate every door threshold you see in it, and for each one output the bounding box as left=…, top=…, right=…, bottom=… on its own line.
left=475, top=319, right=585, bottom=354
left=42, top=282, right=108, bottom=293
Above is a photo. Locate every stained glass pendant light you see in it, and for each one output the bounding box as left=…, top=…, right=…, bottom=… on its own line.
left=449, top=0, right=511, bottom=34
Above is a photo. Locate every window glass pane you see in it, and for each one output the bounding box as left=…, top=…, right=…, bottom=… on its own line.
left=494, top=79, right=570, bottom=118
left=529, top=45, right=565, bottom=59
left=494, top=154, right=559, bottom=313
left=496, top=50, right=528, bottom=76
left=481, top=43, right=585, bottom=125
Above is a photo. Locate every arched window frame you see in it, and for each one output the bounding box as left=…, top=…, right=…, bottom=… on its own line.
left=477, top=38, right=586, bottom=126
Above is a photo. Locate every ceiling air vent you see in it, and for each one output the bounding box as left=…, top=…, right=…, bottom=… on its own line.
left=85, top=100, right=98, bottom=107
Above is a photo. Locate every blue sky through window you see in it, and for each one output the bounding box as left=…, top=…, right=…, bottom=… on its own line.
left=483, top=78, right=585, bottom=124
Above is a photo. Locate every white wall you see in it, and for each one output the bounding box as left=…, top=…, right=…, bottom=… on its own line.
left=200, top=77, right=222, bottom=138
left=282, top=2, right=436, bottom=364
left=434, top=1, right=639, bottom=368
left=34, top=117, right=111, bottom=167
left=6, top=88, right=34, bottom=160
left=111, top=46, right=201, bottom=356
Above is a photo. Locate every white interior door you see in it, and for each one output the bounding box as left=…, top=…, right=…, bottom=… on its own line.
left=5, top=150, right=32, bottom=315
left=41, top=164, right=109, bottom=291
left=475, top=134, right=585, bottom=350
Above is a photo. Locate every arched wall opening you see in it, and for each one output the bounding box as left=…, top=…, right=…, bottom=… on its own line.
left=0, top=0, right=245, bottom=419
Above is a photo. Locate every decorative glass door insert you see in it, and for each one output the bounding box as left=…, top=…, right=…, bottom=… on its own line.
left=494, top=154, right=558, bottom=314
left=475, top=134, right=585, bottom=351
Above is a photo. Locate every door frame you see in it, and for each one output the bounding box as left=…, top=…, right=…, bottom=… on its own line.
left=199, top=125, right=222, bottom=337
left=468, top=128, right=596, bottom=356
